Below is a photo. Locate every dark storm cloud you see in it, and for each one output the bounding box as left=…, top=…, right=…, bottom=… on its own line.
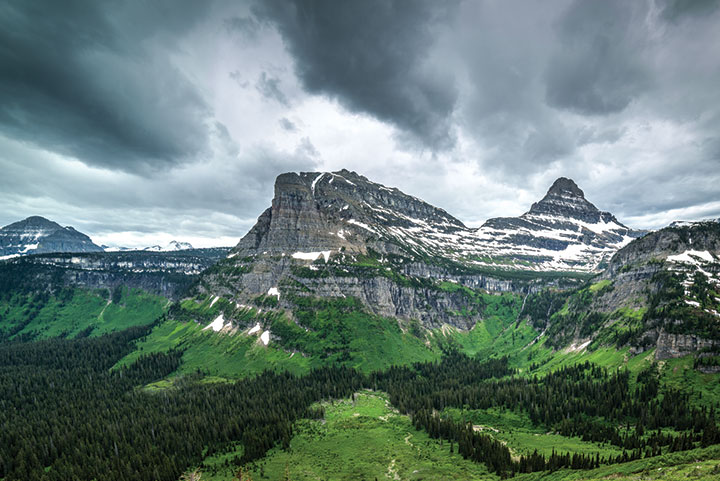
left=545, top=0, right=651, bottom=115
left=0, top=0, right=212, bottom=172
left=659, top=0, right=720, bottom=22
left=254, top=0, right=459, bottom=150
left=256, top=72, right=290, bottom=106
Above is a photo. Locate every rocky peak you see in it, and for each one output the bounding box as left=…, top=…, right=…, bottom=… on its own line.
left=230, top=170, right=642, bottom=273
left=234, top=170, right=466, bottom=257
left=546, top=177, right=584, bottom=197
left=526, top=177, right=615, bottom=224
left=3, top=215, right=62, bottom=232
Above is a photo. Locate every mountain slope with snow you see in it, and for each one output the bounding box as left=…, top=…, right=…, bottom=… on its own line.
left=231, top=170, right=642, bottom=273
left=0, top=216, right=103, bottom=259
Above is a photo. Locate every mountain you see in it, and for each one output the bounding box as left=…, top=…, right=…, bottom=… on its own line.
left=143, top=240, right=194, bottom=252
left=476, top=177, right=644, bottom=270
left=232, top=171, right=641, bottom=273
left=523, top=220, right=720, bottom=359
left=0, top=216, right=103, bottom=259
left=188, top=170, right=640, bottom=329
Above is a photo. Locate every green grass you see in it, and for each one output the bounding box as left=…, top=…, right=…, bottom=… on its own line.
left=0, top=287, right=167, bottom=339
left=660, top=355, right=720, bottom=408
left=442, top=407, right=623, bottom=459
left=198, top=390, right=495, bottom=481
left=114, top=318, right=313, bottom=379
left=588, top=280, right=612, bottom=293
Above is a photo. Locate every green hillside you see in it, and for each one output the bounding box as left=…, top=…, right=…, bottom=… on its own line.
left=0, top=286, right=168, bottom=340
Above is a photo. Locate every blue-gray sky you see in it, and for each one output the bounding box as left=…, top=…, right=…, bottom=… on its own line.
left=1, top=0, right=719, bottom=247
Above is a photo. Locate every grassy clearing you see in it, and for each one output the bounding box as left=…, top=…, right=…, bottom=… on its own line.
left=199, top=390, right=495, bottom=481
left=660, top=355, right=720, bottom=408
left=442, top=407, right=623, bottom=459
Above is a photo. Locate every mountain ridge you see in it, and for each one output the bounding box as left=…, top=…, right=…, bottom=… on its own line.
left=231, top=170, right=643, bottom=273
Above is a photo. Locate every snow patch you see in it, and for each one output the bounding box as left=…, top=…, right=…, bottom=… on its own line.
left=260, top=330, right=270, bottom=346
left=311, top=172, right=326, bottom=195
left=267, top=287, right=280, bottom=299
left=566, top=339, right=592, bottom=353
left=667, top=250, right=716, bottom=264
left=209, top=296, right=219, bottom=307
left=291, top=251, right=331, bottom=262
left=203, top=314, right=225, bottom=332
left=248, top=323, right=261, bottom=335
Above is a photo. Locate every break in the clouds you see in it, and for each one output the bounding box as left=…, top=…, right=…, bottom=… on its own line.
left=0, top=0, right=719, bottom=247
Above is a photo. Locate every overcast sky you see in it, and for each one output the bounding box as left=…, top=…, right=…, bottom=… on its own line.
left=1, top=0, right=719, bottom=248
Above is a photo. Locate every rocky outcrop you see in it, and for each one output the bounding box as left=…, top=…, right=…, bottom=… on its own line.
left=0, top=216, right=103, bottom=257
left=655, top=330, right=718, bottom=360
left=606, top=220, right=720, bottom=275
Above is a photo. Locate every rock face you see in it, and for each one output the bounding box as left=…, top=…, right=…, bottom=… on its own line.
left=199, top=171, right=639, bottom=329
left=233, top=169, right=465, bottom=258
left=0, top=216, right=103, bottom=258
left=0, top=248, right=230, bottom=299
left=655, top=330, right=718, bottom=360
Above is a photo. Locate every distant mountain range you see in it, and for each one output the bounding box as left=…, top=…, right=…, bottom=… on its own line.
left=0, top=216, right=196, bottom=258
left=103, top=240, right=195, bottom=252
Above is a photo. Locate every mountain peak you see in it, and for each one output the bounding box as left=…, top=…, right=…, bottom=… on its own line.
left=0, top=216, right=103, bottom=257
left=546, top=177, right=584, bottom=198
left=4, top=216, right=62, bottom=230
left=526, top=177, right=604, bottom=221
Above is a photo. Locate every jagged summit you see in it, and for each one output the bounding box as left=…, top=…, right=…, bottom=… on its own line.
left=229, top=171, right=642, bottom=273
left=546, top=177, right=584, bottom=197
left=0, top=216, right=103, bottom=258
left=526, top=177, right=620, bottom=226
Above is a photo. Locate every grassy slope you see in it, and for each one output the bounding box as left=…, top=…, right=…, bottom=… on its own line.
left=514, top=446, right=720, bottom=481
left=0, top=287, right=167, bottom=339
left=114, top=318, right=313, bottom=378
left=199, top=390, right=494, bottom=481
left=116, top=293, right=445, bottom=379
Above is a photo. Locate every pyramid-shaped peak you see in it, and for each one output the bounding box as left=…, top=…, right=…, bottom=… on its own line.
left=546, top=177, right=584, bottom=198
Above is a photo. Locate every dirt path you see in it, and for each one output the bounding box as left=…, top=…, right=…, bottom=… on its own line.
left=386, top=458, right=400, bottom=480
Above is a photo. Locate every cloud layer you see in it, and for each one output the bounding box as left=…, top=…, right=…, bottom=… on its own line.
left=0, top=0, right=719, bottom=247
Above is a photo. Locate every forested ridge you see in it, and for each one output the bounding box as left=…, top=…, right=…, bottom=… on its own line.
left=1, top=326, right=719, bottom=480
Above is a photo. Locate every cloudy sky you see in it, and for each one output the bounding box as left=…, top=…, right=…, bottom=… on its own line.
left=1, top=0, right=719, bottom=248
